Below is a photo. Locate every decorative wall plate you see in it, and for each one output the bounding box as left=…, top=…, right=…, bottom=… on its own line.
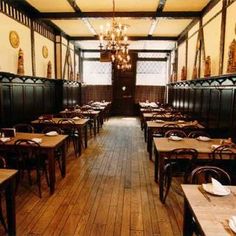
left=9, top=31, right=20, bottom=48
left=42, top=46, right=48, bottom=58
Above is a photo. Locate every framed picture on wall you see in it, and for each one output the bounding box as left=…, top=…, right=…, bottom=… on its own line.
left=9, top=31, right=20, bottom=48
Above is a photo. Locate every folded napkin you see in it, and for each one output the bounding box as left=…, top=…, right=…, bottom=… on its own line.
left=31, top=138, right=42, bottom=144
left=197, top=136, right=211, bottom=141
left=211, top=178, right=229, bottom=195
left=168, top=136, right=183, bottom=141
left=72, top=116, right=80, bottom=120
left=211, top=144, right=220, bottom=150
left=0, top=137, right=10, bottom=143
left=46, top=131, right=58, bottom=136
left=229, top=216, right=236, bottom=233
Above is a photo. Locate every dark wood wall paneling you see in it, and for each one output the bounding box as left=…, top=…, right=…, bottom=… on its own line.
left=62, top=80, right=81, bottom=108
left=168, top=74, right=236, bottom=139
left=135, top=86, right=166, bottom=104
left=0, top=72, right=81, bottom=127
left=81, top=85, right=113, bottom=105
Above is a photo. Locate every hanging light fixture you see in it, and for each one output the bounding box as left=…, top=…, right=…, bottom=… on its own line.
left=99, top=0, right=131, bottom=70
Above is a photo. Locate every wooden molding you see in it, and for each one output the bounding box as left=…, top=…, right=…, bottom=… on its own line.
left=70, top=36, right=178, bottom=41
left=37, top=11, right=201, bottom=19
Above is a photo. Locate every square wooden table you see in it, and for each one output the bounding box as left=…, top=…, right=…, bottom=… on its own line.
left=0, top=169, right=18, bottom=236
left=147, top=121, right=204, bottom=159
left=182, top=184, right=236, bottom=236
left=0, top=132, right=68, bottom=194
left=153, top=138, right=222, bottom=202
left=31, top=117, right=89, bottom=156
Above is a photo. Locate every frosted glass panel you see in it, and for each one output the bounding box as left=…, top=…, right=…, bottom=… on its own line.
left=83, top=61, right=112, bottom=85
left=136, top=61, right=167, bottom=85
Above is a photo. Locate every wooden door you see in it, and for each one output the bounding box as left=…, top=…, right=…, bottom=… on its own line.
left=112, top=53, right=137, bottom=116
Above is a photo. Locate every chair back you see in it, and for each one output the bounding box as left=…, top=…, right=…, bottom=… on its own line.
left=0, top=155, right=7, bottom=168
left=14, top=139, right=41, bottom=161
left=188, top=131, right=210, bottom=138
left=212, top=144, right=236, bottom=160
left=189, top=166, right=231, bottom=185
left=13, top=124, right=34, bottom=133
left=164, top=129, right=187, bottom=138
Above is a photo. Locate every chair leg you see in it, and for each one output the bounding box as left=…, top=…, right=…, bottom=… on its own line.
left=36, top=167, right=42, bottom=198
left=162, top=164, right=173, bottom=204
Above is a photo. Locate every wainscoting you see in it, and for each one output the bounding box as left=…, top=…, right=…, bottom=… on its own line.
left=135, top=86, right=166, bottom=104
left=81, top=85, right=113, bottom=105
left=168, top=74, right=236, bottom=138
left=0, top=72, right=81, bottom=127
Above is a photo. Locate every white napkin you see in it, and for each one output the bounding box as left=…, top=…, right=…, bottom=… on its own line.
left=211, top=144, right=220, bottom=150
left=169, top=136, right=183, bottom=141
left=197, top=136, right=211, bottom=141
left=211, top=178, right=229, bottom=195
left=72, top=116, right=80, bottom=120
left=46, top=131, right=58, bottom=136
left=229, top=216, right=236, bottom=233
left=0, top=137, right=10, bottom=143
left=31, top=138, right=42, bottom=144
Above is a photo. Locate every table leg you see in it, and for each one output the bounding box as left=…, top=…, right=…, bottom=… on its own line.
left=154, top=148, right=159, bottom=182
left=84, top=124, right=88, bottom=148
left=147, top=128, right=153, bottom=160
left=78, top=128, right=82, bottom=156
left=97, top=116, right=100, bottom=133
left=159, top=154, right=165, bottom=202
left=61, top=141, right=66, bottom=177
left=93, top=117, right=96, bottom=136
left=183, top=198, right=194, bottom=236
left=47, top=149, right=56, bottom=194
left=5, top=176, right=16, bottom=236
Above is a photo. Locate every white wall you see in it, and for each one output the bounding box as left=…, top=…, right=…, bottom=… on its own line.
left=177, top=42, right=186, bottom=81
left=0, top=13, right=32, bottom=75
left=223, top=1, right=236, bottom=73
left=34, top=32, right=55, bottom=78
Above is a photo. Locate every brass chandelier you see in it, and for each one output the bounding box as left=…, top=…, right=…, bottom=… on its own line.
left=99, top=0, right=131, bottom=70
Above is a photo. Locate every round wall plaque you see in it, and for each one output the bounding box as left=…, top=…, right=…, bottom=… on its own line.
left=9, top=31, right=20, bottom=48
left=42, top=46, right=48, bottom=58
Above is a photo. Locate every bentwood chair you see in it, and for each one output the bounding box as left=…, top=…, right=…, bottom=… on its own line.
left=57, top=119, right=79, bottom=157
left=162, top=148, right=198, bottom=203
left=188, top=131, right=210, bottom=138
left=211, top=144, right=236, bottom=181
left=189, top=166, right=231, bottom=185
left=13, top=123, right=34, bottom=133
left=164, top=129, right=187, bottom=138
left=14, top=139, right=49, bottom=198
left=42, top=127, right=64, bottom=176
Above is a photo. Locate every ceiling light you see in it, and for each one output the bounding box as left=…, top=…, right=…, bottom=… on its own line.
left=98, top=0, right=131, bottom=71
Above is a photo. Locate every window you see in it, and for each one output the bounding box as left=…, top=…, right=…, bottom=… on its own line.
left=136, top=61, right=167, bottom=86
left=82, top=61, right=112, bottom=85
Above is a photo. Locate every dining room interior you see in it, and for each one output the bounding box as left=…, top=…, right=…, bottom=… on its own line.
left=0, top=0, right=236, bottom=235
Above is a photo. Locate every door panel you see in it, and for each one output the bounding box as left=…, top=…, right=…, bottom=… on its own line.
left=112, top=53, right=137, bottom=116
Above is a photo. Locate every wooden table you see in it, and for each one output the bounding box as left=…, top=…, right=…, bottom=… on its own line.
left=182, top=184, right=236, bottom=236
left=154, top=138, right=222, bottom=202
left=139, top=102, right=159, bottom=108
left=147, top=121, right=204, bottom=159
left=31, top=117, right=89, bottom=156
left=0, top=132, right=68, bottom=194
left=60, top=110, right=100, bottom=136
left=0, top=169, right=18, bottom=236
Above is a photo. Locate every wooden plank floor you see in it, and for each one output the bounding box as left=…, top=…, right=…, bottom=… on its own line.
left=0, top=117, right=184, bottom=236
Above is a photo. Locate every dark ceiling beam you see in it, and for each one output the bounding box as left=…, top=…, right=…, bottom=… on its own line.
left=66, top=0, right=82, bottom=13
left=70, top=36, right=178, bottom=41
left=36, top=11, right=201, bottom=19
left=82, top=49, right=171, bottom=53
left=201, top=0, right=222, bottom=16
